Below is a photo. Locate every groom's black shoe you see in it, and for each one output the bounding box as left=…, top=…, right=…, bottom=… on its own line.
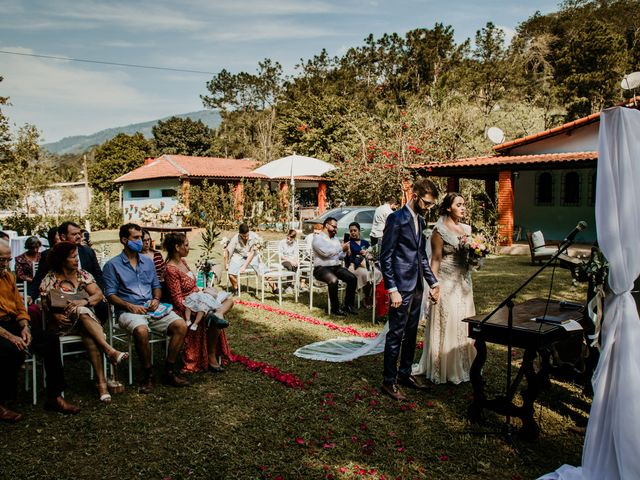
left=331, top=309, right=347, bottom=317
left=398, top=375, right=429, bottom=391
left=381, top=383, right=407, bottom=402
left=343, top=305, right=357, bottom=315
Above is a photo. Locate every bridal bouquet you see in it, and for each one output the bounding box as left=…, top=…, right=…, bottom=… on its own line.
left=459, top=233, right=490, bottom=267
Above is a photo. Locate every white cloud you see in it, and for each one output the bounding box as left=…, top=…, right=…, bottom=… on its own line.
left=184, top=0, right=344, bottom=15
left=0, top=0, right=205, bottom=32
left=197, top=21, right=344, bottom=42
left=1, top=46, right=201, bottom=142
left=497, top=25, right=517, bottom=45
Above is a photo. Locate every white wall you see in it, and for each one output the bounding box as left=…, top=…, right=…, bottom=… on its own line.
left=24, top=182, right=92, bottom=216
left=510, top=122, right=599, bottom=155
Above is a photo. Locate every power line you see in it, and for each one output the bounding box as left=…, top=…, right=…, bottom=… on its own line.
left=0, top=49, right=216, bottom=75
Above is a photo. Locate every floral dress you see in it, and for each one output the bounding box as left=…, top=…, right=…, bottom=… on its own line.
left=412, top=218, right=476, bottom=384
left=14, top=251, right=40, bottom=282
left=164, top=260, right=232, bottom=373
left=39, top=269, right=100, bottom=335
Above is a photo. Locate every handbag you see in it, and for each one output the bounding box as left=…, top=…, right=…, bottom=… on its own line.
left=46, top=280, right=90, bottom=312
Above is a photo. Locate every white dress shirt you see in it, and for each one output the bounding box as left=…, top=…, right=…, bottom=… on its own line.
left=311, top=232, right=343, bottom=267
left=278, top=238, right=298, bottom=261
left=371, top=203, right=394, bottom=239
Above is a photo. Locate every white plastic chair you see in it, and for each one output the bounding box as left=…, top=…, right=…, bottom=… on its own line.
left=260, top=241, right=297, bottom=305
left=300, top=249, right=345, bottom=314
left=107, top=305, right=168, bottom=385
left=16, top=281, right=39, bottom=404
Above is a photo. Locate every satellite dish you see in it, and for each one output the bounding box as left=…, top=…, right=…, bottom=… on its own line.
left=486, top=126, right=506, bottom=144
left=621, top=72, right=640, bottom=90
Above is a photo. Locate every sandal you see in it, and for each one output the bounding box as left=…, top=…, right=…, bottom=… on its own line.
left=107, top=349, right=128, bottom=366
left=97, top=383, right=112, bottom=404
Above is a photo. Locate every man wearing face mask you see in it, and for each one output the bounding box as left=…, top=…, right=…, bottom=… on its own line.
left=379, top=178, right=440, bottom=401
left=103, top=223, right=189, bottom=393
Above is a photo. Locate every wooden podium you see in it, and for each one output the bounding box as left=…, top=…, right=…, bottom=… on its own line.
left=463, top=298, right=584, bottom=440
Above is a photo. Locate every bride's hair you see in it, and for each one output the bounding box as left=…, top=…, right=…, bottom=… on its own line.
left=438, top=192, right=464, bottom=217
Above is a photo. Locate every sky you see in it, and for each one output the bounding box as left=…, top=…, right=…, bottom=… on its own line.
left=0, top=0, right=561, bottom=143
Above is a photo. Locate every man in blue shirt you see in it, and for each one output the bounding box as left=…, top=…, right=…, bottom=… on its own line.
left=103, top=223, right=189, bottom=393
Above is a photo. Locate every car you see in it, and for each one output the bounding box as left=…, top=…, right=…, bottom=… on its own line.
left=302, top=206, right=377, bottom=241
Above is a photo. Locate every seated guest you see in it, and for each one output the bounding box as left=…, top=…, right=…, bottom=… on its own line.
left=163, top=233, right=234, bottom=373
left=30, top=222, right=102, bottom=301
left=14, top=236, right=41, bottom=284
left=305, top=223, right=323, bottom=252
left=224, top=223, right=277, bottom=294
left=0, top=239, right=80, bottom=422
left=103, top=223, right=189, bottom=393
left=278, top=229, right=305, bottom=292
left=80, top=229, right=92, bottom=248
left=27, top=226, right=59, bottom=329
left=344, top=222, right=373, bottom=308
left=141, top=229, right=165, bottom=283
left=312, top=217, right=357, bottom=317
left=40, top=241, right=128, bottom=403
left=0, top=231, right=9, bottom=241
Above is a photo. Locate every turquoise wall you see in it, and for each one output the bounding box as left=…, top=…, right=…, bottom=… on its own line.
left=122, top=179, right=181, bottom=224
left=513, top=168, right=597, bottom=244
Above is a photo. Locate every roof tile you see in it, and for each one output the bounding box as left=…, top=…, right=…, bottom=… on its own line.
left=114, top=155, right=324, bottom=183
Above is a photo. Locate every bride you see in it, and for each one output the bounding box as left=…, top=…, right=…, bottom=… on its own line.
left=412, top=192, right=476, bottom=384
left=294, top=193, right=476, bottom=376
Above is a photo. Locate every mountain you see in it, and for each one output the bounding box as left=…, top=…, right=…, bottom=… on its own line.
left=42, top=110, right=221, bottom=154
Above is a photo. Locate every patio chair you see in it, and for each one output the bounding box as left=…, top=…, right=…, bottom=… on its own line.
left=298, top=247, right=346, bottom=313
left=107, top=305, right=168, bottom=385
left=40, top=300, right=106, bottom=396
left=260, top=241, right=298, bottom=305
left=527, top=230, right=559, bottom=265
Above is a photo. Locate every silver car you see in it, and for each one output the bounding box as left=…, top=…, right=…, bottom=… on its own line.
left=302, top=206, right=377, bottom=241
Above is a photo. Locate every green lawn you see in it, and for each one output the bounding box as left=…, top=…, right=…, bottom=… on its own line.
left=0, top=231, right=591, bottom=479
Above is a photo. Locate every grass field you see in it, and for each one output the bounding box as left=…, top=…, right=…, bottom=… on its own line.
left=0, top=229, right=592, bottom=479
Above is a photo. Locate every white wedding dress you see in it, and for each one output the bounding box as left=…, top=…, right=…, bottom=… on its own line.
left=412, top=218, right=476, bottom=384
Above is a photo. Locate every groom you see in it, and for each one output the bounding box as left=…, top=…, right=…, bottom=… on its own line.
left=379, top=177, right=440, bottom=401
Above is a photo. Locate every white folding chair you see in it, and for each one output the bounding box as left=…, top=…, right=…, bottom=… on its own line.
left=15, top=280, right=39, bottom=404
left=41, top=301, right=103, bottom=396
left=107, top=305, right=168, bottom=385
left=260, top=241, right=297, bottom=305
left=300, top=250, right=345, bottom=314
left=226, top=262, right=260, bottom=298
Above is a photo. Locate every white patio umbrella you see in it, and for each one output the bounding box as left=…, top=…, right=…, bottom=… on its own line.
left=252, top=153, right=336, bottom=223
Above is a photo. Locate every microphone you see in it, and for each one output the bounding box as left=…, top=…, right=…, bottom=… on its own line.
left=562, top=221, right=587, bottom=245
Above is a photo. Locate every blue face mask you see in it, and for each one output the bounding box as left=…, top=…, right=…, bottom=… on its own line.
left=127, top=239, right=143, bottom=253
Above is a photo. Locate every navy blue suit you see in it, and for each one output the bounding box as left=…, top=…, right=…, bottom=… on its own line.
left=380, top=205, right=437, bottom=385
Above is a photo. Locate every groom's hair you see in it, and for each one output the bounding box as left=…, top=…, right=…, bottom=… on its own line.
left=412, top=177, right=439, bottom=197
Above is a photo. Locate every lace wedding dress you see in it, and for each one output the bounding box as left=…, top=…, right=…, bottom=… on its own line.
left=412, top=217, right=476, bottom=384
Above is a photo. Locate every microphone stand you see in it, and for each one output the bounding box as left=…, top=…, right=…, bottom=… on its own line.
left=473, top=235, right=576, bottom=433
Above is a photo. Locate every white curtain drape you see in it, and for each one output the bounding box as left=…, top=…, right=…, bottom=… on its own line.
left=540, top=107, right=640, bottom=479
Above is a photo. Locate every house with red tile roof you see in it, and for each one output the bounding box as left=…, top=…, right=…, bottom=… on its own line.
left=113, top=155, right=329, bottom=225
left=414, top=98, right=639, bottom=246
